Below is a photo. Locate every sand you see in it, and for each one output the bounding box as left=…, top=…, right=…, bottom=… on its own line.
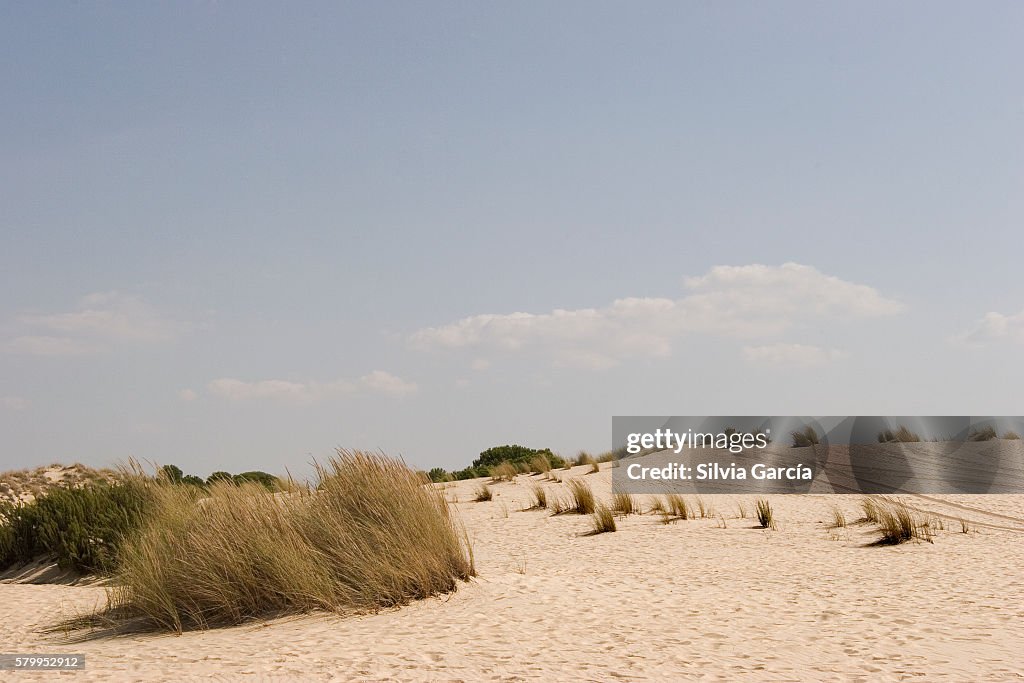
left=2, top=464, right=1023, bottom=681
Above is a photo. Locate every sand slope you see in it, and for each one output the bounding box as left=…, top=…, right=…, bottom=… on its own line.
left=2, top=464, right=1023, bottom=681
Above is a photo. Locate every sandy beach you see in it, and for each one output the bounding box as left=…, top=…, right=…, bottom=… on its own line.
left=2, top=463, right=1022, bottom=681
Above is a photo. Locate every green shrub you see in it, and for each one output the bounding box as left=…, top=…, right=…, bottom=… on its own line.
left=232, top=471, right=280, bottom=490
left=0, top=478, right=152, bottom=574
left=426, top=467, right=450, bottom=483
left=206, top=471, right=234, bottom=485
left=473, top=445, right=566, bottom=471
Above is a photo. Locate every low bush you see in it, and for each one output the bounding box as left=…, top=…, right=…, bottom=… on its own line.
left=0, top=477, right=152, bottom=574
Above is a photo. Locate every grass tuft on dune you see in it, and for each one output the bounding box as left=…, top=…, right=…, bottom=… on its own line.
left=75, top=450, right=474, bottom=634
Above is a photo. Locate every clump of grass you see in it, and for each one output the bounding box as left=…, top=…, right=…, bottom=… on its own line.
left=960, top=518, right=970, bottom=533
left=474, top=484, right=493, bottom=502
left=588, top=462, right=600, bottom=475
left=665, top=494, right=690, bottom=520
left=75, top=450, right=474, bottom=633
left=829, top=507, right=847, bottom=529
left=549, top=495, right=568, bottom=515
left=489, top=462, right=517, bottom=483
left=1002, top=430, right=1021, bottom=440
left=515, top=461, right=532, bottom=474
left=529, top=454, right=552, bottom=475
left=755, top=498, right=776, bottom=530
left=575, top=451, right=596, bottom=467
left=968, top=426, right=998, bottom=442
left=560, top=479, right=596, bottom=515
left=877, top=425, right=921, bottom=443
left=611, top=492, right=637, bottom=516
left=790, top=426, right=820, bottom=448
left=736, top=501, right=748, bottom=519
left=695, top=496, right=712, bottom=518
left=528, top=484, right=547, bottom=510
left=649, top=497, right=667, bottom=515
left=860, top=497, right=883, bottom=524
left=874, top=500, right=931, bottom=545
left=589, top=504, right=616, bottom=534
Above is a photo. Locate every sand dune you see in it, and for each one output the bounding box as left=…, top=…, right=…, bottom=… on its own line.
left=2, top=464, right=1023, bottom=681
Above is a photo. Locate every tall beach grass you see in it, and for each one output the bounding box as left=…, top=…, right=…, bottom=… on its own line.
left=75, top=450, right=474, bottom=633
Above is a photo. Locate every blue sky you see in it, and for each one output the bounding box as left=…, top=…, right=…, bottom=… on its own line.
left=2, top=2, right=1022, bottom=477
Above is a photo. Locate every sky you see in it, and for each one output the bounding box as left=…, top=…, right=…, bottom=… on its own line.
left=2, top=2, right=1023, bottom=478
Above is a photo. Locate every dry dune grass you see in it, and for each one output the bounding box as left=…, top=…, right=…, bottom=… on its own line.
left=611, top=492, right=638, bottom=515
left=529, top=455, right=552, bottom=475
left=665, top=494, right=690, bottom=520
left=860, top=497, right=932, bottom=545
left=70, top=450, right=474, bottom=634
left=877, top=425, right=921, bottom=443
left=755, top=499, right=776, bottom=530
left=552, top=478, right=596, bottom=515
left=489, top=462, right=517, bottom=483
left=589, top=504, right=616, bottom=534
left=527, top=484, right=547, bottom=510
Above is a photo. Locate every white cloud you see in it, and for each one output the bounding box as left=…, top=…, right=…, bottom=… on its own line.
left=4, top=335, right=99, bottom=356
left=207, top=371, right=416, bottom=402
left=356, top=370, right=418, bottom=397
left=958, top=310, right=1024, bottom=345
left=1, top=396, right=29, bottom=410
left=410, top=263, right=901, bottom=367
left=5, top=292, right=182, bottom=356
left=742, top=343, right=848, bottom=366
left=178, top=388, right=198, bottom=401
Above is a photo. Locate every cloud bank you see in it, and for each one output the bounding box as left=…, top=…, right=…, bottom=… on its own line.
left=4, top=292, right=183, bottom=356
left=410, top=263, right=902, bottom=368
left=207, top=370, right=417, bottom=402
